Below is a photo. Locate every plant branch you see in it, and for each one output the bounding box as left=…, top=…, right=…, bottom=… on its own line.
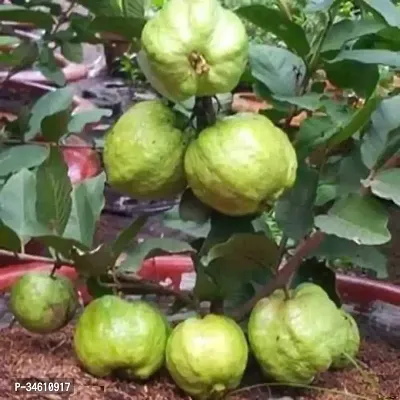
left=115, top=272, right=196, bottom=309
left=0, top=249, right=70, bottom=265
left=51, top=0, right=77, bottom=34
left=0, top=249, right=197, bottom=309
left=303, top=8, right=337, bottom=94
left=231, top=231, right=325, bottom=321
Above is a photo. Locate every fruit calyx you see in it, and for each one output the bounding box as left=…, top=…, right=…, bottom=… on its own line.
left=188, top=51, right=210, bottom=75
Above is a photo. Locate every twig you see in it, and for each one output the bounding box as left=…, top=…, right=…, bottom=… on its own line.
left=231, top=231, right=325, bottom=321
left=0, top=249, right=70, bottom=265
left=51, top=0, right=77, bottom=34
left=115, top=272, right=197, bottom=309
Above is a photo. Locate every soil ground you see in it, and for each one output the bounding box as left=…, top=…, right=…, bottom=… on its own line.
left=0, top=322, right=398, bottom=400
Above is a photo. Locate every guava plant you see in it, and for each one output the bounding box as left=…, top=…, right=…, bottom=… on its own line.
left=1, top=0, right=400, bottom=398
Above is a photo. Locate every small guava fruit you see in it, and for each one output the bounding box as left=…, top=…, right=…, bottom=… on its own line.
left=331, top=310, right=361, bottom=368
left=73, top=295, right=170, bottom=380
left=10, top=272, right=79, bottom=334
left=184, top=113, right=298, bottom=216
left=165, top=314, right=249, bottom=399
left=140, top=0, right=248, bottom=102
left=247, top=283, right=351, bottom=384
left=103, top=100, right=189, bottom=200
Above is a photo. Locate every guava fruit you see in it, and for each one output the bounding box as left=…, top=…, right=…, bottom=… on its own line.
left=103, top=100, right=189, bottom=200
left=73, top=295, right=170, bottom=380
left=331, top=310, right=360, bottom=368
left=140, top=0, right=248, bottom=102
left=247, top=283, right=354, bottom=384
left=184, top=113, right=298, bottom=216
left=9, top=272, right=79, bottom=334
left=166, top=314, right=248, bottom=399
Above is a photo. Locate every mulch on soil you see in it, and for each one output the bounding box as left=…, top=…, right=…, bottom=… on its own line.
left=0, top=325, right=398, bottom=400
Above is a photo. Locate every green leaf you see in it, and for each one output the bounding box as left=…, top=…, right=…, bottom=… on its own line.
left=112, top=215, right=148, bottom=257
left=200, top=213, right=256, bottom=257
left=35, top=235, right=89, bottom=259
left=315, top=193, right=391, bottom=245
left=71, top=244, right=114, bottom=277
left=324, top=60, right=379, bottom=99
left=76, top=0, right=124, bottom=16
left=35, top=146, right=72, bottom=235
left=361, top=96, right=400, bottom=169
left=0, top=145, right=49, bottom=176
left=6, top=40, right=38, bottom=69
left=37, top=46, right=66, bottom=87
left=68, top=109, right=112, bottom=134
left=193, top=263, right=220, bottom=302
left=117, top=238, right=195, bottom=273
left=89, top=16, right=146, bottom=39
left=366, top=169, right=400, bottom=207
left=322, top=17, right=388, bottom=52
left=63, top=172, right=106, bottom=247
left=275, top=163, right=319, bottom=241
left=0, top=169, right=50, bottom=239
left=272, top=93, right=323, bottom=111
left=305, top=0, right=336, bottom=12
left=249, top=44, right=306, bottom=97
left=61, top=41, right=83, bottom=63
left=360, top=0, right=400, bottom=28
left=203, top=233, right=279, bottom=271
left=337, top=148, right=369, bottom=196
left=26, top=87, right=74, bottom=140
left=292, top=258, right=341, bottom=307
left=162, top=206, right=211, bottom=239
left=315, top=183, right=338, bottom=206
left=0, top=5, right=54, bottom=30
left=179, top=189, right=212, bottom=224
left=120, top=0, right=145, bottom=17
left=0, top=220, right=20, bottom=252
left=236, top=5, right=309, bottom=57
left=311, top=234, right=388, bottom=278
left=373, top=127, right=400, bottom=172
left=205, top=256, right=273, bottom=300
left=41, top=109, right=71, bottom=142
left=327, top=91, right=381, bottom=150
left=328, top=49, right=400, bottom=67
left=294, top=115, right=337, bottom=157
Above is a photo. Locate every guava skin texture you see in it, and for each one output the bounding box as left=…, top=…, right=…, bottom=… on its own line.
left=103, top=100, right=188, bottom=200
left=140, top=0, right=249, bottom=102
left=10, top=272, right=79, bottom=334
left=331, top=310, right=361, bottom=368
left=248, top=283, right=354, bottom=384
left=73, top=295, right=170, bottom=380
left=165, top=314, right=249, bottom=400
left=184, top=113, right=298, bottom=216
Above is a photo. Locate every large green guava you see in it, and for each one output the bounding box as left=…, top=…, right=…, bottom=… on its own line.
left=331, top=310, right=360, bottom=368
left=140, top=0, right=248, bottom=102
left=184, top=113, right=298, bottom=216
left=10, top=272, right=79, bottom=334
left=103, top=100, right=189, bottom=200
left=166, top=314, right=248, bottom=399
left=73, top=295, right=170, bottom=380
left=247, top=283, right=359, bottom=384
